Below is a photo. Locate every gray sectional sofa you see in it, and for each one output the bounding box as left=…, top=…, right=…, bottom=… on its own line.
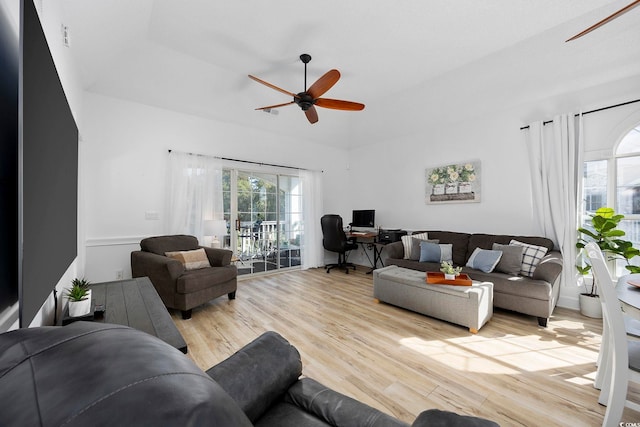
left=383, top=231, right=563, bottom=327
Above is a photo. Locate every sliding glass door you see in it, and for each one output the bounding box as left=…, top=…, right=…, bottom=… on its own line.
left=222, top=169, right=301, bottom=275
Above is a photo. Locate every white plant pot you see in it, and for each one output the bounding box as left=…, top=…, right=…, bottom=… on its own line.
left=579, top=293, right=602, bottom=319
left=444, top=273, right=456, bottom=281
left=68, top=297, right=91, bottom=317
left=445, top=183, right=458, bottom=194
left=459, top=182, right=472, bottom=193
left=433, top=184, right=445, bottom=195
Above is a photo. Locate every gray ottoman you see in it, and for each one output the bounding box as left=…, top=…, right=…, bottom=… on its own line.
left=373, top=265, right=493, bottom=333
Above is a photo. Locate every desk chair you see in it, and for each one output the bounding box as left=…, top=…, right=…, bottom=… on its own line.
left=321, top=214, right=358, bottom=274
left=586, top=242, right=640, bottom=427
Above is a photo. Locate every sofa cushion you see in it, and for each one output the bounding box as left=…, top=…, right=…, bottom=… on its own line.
left=401, top=232, right=429, bottom=259
left=466, top=248, right=502, bottom=273
left=419, top=242, right=453, bottom=263
left=417, top=231, right=471, bottom=265
left=177, top=265, right=237, bottom=293
left=207, top=331, right=303, bottom=423
left=0, top=322, right=253, bottom=427
left=492, top=243, right=524, bottom=275
left=285, top=378, right=410, bottom=427
left=509, top=240, right=548, bottom=277
left=141, top=234, right=200, bottom=255
left=467, top=234, right=554, bottom=257
left=165, top=248, right=211, bottom=270
left=410, top=237, right=439, bottom=261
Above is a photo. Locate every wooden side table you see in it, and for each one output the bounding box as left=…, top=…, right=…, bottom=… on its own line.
left=60, top=277, right=187, bottom=353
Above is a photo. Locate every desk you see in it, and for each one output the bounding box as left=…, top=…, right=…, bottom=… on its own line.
left=60, top=277, right=188, bottom=354
left=346, top=231, right=384, bottom=273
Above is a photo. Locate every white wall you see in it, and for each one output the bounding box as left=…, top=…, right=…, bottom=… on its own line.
left=346, top=79, right=640, bottom=310
left=81, top=93, right=350, bottom=282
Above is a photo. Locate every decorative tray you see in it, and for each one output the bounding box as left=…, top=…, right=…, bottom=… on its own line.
left=426, top=272, right=473, bottom=286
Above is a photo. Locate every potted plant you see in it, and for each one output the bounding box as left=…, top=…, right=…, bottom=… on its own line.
left=440, top=261, right=463, bottom=280
left=575, top=255, right=601, bottom=318
left=576, top=207, right=640, bottom=317
left=66, top=278, right=92, bottom=317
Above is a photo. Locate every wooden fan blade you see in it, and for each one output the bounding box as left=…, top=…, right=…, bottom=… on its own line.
left=315, top=98, right=365, bottom=111
left=566, top=0, right=640, bottom=41
left=248, top=75, right=297, bottom=98
left=305, top=106, right=319, bottom=124
left=307, top=69, right=340, bottom=99
left=255, top=101, right=295, bottom=110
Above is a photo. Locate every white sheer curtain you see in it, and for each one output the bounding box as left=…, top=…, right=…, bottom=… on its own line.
left=300, top=169, right=324, bottom=269
left=167, top=151, right=223, bottom=243
left=524, top=114, right=583, bottom=287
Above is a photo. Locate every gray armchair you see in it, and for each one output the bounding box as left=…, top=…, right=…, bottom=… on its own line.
left=131, top=235, right=237, bottom=319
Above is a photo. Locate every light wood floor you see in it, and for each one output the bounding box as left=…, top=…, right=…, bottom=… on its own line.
left=171, top=267, right=640, bottom=426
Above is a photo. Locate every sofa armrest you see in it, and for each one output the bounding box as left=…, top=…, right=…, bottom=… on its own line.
left=531, top=251, right=563, bottom=284
left=412, top=409, right=499, bottom=427
left=384, top=241, right=405, bottom=261
left=286, top=377, right=409, bottom=427
left=202, top=247, right=232, bottom=267
left=131, top=251, right=184, bottom=280
left=206, top=331, right=302, bottom=423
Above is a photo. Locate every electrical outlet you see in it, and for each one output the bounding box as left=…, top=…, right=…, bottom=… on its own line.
left=116, top=270, right=123, bottom=280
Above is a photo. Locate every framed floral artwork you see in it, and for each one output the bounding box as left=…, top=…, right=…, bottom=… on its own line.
left=425, top=160, right=481, bottom=204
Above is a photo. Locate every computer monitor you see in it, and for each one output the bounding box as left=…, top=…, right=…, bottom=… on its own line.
left=351, top=210, right=375, bottom=228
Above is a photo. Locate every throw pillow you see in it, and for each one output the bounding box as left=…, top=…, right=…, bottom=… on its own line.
left=466, top=248, right=503, bottom=273
left=401, top=232, right=429, bottom=259
left=165, top=248, right=211, bottom=270
left=492, top=243, right=524, bottom=275
left=410, top=237, right=439, bottom=261
left=419, top=242, right=453, bottom=263
left=509, top=240, right=548, bottom=277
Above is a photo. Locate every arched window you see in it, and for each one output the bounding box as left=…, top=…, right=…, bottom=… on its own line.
left=581, top=124, right=640, bottom=275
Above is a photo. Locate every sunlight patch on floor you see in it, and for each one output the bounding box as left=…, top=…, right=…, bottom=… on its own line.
left=399, top=334, right=597, bottom=374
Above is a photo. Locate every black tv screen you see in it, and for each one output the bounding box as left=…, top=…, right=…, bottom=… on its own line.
left=352, top=210, right=375, bottom=228
left=0, top=0, right=20, bottom=330
left=19, top=0, right=78, bottom=327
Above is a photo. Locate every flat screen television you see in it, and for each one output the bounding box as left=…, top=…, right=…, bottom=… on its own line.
left=0, top=0, right=78, bottom=331
left=20, top=0, right=78, bottom=328
left=351, top=210, right=375, bottom=228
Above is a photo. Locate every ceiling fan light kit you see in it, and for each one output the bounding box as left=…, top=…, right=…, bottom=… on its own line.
left=249, top=53, right=365, bottom=124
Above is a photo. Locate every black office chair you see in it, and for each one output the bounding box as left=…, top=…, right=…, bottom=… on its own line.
left=321, top=214, right=358, bottom=274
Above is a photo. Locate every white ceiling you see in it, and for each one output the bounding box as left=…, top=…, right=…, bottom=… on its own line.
left=58, top=0, right=640, bottom=148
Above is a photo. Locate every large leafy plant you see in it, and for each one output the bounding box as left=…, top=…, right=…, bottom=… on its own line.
left=576, top=207, right=640, bottom=296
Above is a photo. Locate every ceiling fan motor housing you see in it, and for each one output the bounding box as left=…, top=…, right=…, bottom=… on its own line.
left=295, top=93, right=315, bottom=111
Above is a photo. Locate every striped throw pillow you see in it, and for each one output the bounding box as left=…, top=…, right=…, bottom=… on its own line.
left=165, top=248, right=211, bottom=270
left=401, top=232, right=429, bottom=259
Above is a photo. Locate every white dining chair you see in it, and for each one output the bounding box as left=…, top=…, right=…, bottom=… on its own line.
left=586, top=242, right=640, bottom=427
left=594, top=274, right=640, bottom=392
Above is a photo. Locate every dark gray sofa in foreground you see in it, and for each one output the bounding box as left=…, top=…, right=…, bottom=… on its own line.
left=0, top=322, right=499, bottom=427
left=384, top=231, right=563, bottom=327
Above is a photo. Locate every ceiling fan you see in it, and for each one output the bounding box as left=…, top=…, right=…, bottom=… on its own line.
left=566, top=0, right=640, bottom=41
left=248, top=54, right=365, bottom=124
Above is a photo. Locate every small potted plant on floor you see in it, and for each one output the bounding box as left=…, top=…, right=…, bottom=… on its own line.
left=67, top=278, right=92, bottom=317
left=575, top=256, right=601, bottom=318
left=440, top=261, right=463, bottom=281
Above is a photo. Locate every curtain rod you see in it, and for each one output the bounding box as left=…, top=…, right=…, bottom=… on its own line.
left=167, top=150, right=322, bottom=172
left=519, top=98, right=640, bottom=130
